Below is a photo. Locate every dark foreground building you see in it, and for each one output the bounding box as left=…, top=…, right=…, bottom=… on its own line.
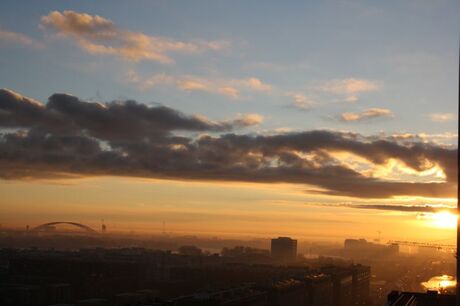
left=0, top=248, right=370, bottom=306
left=387, top=291, right=455, bottom=306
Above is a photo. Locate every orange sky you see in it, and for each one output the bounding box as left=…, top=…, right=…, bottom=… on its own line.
left=1, top=176, right=456, bottom=243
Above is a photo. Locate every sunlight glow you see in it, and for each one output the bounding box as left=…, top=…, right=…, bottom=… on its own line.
left=421, top=275, right=456, bottom=293
left=430, top=211, right=457, bottom=229
left=326, top=152, right=446, bottom=183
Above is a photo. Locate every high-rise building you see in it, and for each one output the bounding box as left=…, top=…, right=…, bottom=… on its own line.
left=321, top=266, right=353, bottom=306
left=351, top=265, right=370, bottom=306
left=304, top=274, right=334, bottom=306
left=343, top=239, right=399, bottom=259
left=270, top=237, right=297, bottom=263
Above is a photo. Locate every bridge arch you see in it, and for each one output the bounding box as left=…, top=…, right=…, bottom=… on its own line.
left=31, top=222, right=99, bottom=234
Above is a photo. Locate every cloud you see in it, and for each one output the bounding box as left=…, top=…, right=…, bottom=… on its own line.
left=0, top=89, right=457, bottom=199
left=319, top=78, right=380, bottom=102
left=429, top=113, right=456, bottom=123
left=230, top=113, right=264, bottom=126
left=340, top=108, right=393, bottom=122
left=40, top=10, right=228, bottom=63
left=217, top=87, right=240, bottom=99
left=127, top=71, right=271, bottom=99
left=178, top=76, right=271, bottom=98
left=175, top=77, right=241, bottom=99
left=286, top=92, right=315, bottom=110
left=355, top=204, right=455, bottom=213
left=0, top=88, right=260, bottom=140
left=387, top=132, right=457, bottom=146
left=325, top=203, right=455, bottom=214
left=177, top=79, right=208, bottom=91
left=241, top=78, right=272, bottom=92
left=0, top=28, right=44, bottom=48
left=321, top=78, right=379, bottom=94
left=126, top=71, right=175, bottom=89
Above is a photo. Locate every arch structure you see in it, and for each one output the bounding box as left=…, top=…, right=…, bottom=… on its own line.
left=31, top=222, right=99, bottom=234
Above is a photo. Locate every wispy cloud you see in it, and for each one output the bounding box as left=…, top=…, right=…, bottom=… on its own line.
left=320, top=203, right=455, bottom=214
left=372, top=132, right=457, bottom=146
left=286, top=92, right=315, bottom=110
left=319, top=78, right=380, bottom=102
left=230, top=113, right=264, bottom=126
left=429, top=113, right=456, bottom=123
left=127, top=71, right=271, bottom=99
left=0, top=28, right=44, bottom=48
left=242, top=77, right=272, bottom=92
left=283, top=77, right=381, bottom=110
left=340, top=108, right=393, bottom=122
left=40, top=10, right=228, bottom=64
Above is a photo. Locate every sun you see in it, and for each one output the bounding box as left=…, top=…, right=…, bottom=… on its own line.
left=431, top=211, right=457, bottom=229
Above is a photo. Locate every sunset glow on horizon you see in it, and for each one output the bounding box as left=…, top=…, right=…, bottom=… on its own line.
left=0, top=0, right=458, bottom=244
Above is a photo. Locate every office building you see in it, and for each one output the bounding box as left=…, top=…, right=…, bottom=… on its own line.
left=271, top=237, right=297, bottom=263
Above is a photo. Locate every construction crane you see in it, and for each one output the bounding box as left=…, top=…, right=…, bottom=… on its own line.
left=388, top=240, right=456, bottom=252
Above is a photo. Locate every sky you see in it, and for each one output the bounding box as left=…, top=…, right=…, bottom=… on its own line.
left=0, top=0, right=459, bottom=243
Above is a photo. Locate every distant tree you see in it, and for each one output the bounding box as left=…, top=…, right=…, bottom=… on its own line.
left=178, top=245, right=203, bottom=256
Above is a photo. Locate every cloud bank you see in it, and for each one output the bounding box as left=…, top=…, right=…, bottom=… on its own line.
left=0, top=88, right=456, bottom=199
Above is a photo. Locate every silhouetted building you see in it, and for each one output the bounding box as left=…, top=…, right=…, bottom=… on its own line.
left=303, top=274, right=334, bottom=306
left=267, top=279, right=306, bottom=306
left=0, top=247, right=370, bottom=306
left=169, top=284, right=269, bottom=306
left=76, top=298, right=108, bottom=306
left=343, top=239, right=398, bottom=259
left=0, top=283, right=72, bottom=306
left=321, top=266, right=353, bottom=306
left=351, top=265, right=370, bottom=306
left=271, top=237, right=297, bottom=263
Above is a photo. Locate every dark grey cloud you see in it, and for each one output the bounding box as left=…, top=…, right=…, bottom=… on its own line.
left=0, top=88, right=457, bottom=199
left=0, top=89, right=260, bottom=139
left=325, top=203, right=456, bottom=214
